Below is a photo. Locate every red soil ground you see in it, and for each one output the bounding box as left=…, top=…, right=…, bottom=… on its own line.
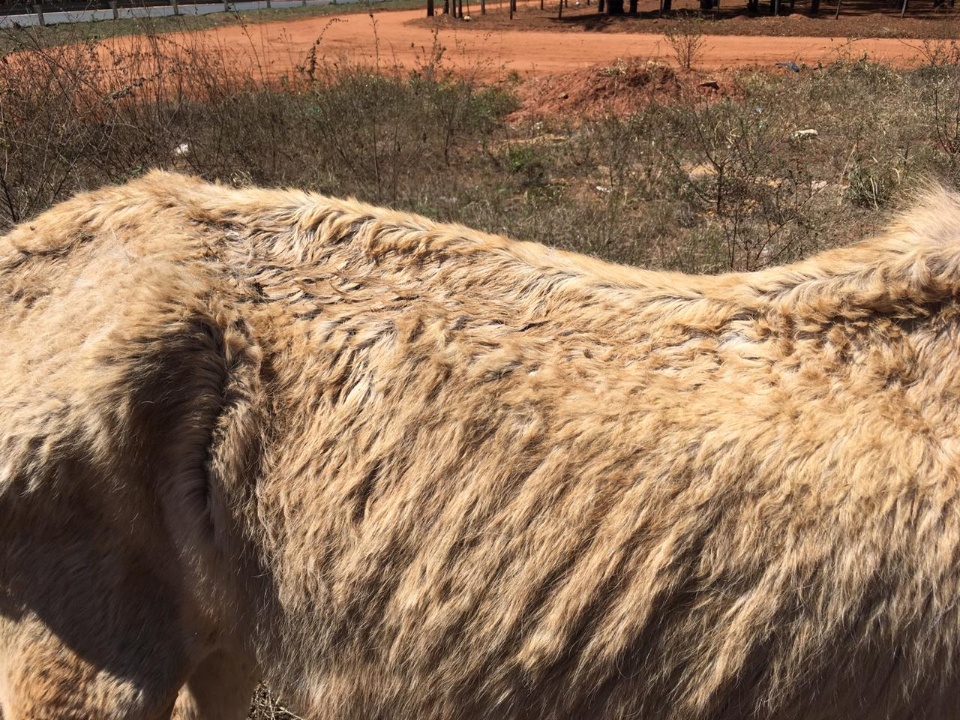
left=103, top=1, right=955, bottom=83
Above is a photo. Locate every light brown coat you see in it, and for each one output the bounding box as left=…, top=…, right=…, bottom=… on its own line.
left=2, top=172, right=960, bottom=719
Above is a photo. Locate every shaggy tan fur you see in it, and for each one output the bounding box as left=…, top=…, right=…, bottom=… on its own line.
left=3, top=172, right=960, bottom=720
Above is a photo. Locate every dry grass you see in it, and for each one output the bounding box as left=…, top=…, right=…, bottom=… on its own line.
left=6, top=25, right=960, bottom=278
left=5, top=24, right=960, bottom=278
left=249, top=686, right=304, bottom=719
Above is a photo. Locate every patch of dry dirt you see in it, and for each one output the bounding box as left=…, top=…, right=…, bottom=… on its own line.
left=78, top=3, right=954, bottom=89
left=510, top=59, right=737, bottom=120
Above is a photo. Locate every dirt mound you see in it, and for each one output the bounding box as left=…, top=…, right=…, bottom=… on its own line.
left=511, top=59, right=731, bottom=120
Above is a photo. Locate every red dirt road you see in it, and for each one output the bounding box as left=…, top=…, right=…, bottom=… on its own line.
left=169, top=7, right=938, bottom=78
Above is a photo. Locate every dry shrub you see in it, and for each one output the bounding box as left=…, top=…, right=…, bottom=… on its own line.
left=0, top=21, right=518, bottom=232
left=0, top=26, right=287, bottom=227
left=481, top=57, right=960, bottom=273
left=298, top=35, right=516, bottom=204
left=664, top=16, right=707, bottom=71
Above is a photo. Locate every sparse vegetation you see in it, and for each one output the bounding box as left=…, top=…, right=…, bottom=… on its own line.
left=5, top=20, right=960, bottom=713
left=664, top=16, right=706, bottom=71
left=4, top=29, right=953, bottom=275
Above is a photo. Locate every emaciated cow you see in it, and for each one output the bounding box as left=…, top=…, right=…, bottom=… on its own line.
left=2, top=172, right=960, bottom=720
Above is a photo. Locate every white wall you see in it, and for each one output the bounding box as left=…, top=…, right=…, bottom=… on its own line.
left=1, top=0, right=377, bottom=28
